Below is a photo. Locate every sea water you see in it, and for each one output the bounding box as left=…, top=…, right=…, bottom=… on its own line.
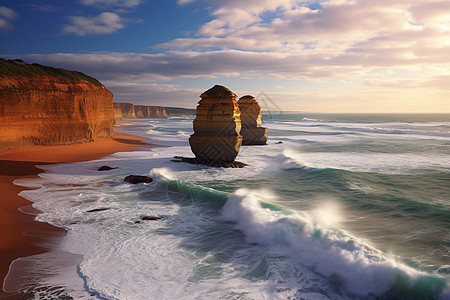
left=4, top=113, right=450, bottom=299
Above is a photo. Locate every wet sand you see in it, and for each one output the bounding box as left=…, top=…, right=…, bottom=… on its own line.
left=0, top=131, right=152, bottom=297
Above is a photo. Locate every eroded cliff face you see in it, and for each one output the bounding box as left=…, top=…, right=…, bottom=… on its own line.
left=0, top=61, right=114, bottom=150
left=115, top=102, right=136, bottom=119
left=134, top=105, right=167, bottom=118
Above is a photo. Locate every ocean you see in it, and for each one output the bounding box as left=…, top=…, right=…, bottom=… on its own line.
left=4, top=113, right=450, bottom=299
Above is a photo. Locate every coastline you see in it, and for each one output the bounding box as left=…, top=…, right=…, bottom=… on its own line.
left=0, top=129, right=153, bottom=297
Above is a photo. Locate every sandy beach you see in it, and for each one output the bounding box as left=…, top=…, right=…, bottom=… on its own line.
left=0, top=130, right=152, bottom=297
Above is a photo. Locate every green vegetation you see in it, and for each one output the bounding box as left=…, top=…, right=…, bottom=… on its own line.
left=0, top=58, right=102, bottom=86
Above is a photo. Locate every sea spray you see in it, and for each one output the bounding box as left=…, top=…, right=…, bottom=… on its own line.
left=221, top=188, right=446, bottom=297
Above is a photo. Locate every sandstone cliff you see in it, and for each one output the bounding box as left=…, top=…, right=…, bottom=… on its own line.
left=189, top=85, right=243, bottom=164
left=238, top=95, right=268, bottom=145
left=0, top=59, right=114, bottom=151
left=113, top=103, right=123, bottom=122
left=115, top=102, right=136, bottom=119
left=134, top=105, right=167, bottom=118
left=114, top=102, right=168, bottom=119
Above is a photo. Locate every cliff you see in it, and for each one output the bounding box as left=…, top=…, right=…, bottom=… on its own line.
left=189, top=85, right=243, bottom=165
left=115, top=102, right=136, bottom=119
left=134, top=105, right=167, bottom=118
left=0, top=59, right=114, bottom=151
left=114, top=103, right=168, bottom=119
left=112, top=103, right=123, bottom=122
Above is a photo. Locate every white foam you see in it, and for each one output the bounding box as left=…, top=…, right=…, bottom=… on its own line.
left=282, top=149, right=450, bottom=174
left=222, top=188, right=424, bottom=296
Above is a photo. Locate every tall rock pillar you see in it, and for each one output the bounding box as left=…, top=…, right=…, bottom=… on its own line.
left=189, top=85, right=243, bottom=165
left=238, top=95, right=268, bottom=145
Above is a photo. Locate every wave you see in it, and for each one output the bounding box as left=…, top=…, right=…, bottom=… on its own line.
left=221, top=188, right=447, bottom=298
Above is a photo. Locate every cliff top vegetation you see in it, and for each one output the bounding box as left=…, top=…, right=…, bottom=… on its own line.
left=0, top=58, right=102, bottom=86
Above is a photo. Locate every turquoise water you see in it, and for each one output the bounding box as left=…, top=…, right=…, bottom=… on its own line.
left=6, top=113, right=450, bottom=299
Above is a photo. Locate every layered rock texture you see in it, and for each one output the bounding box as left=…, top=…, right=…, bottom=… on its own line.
left=115, top=102, right=136, bottom=119
left=189, top=85, right=243, bottom=165
left=114, top=102, right=168, bottom=119
left=113, top=103, right=123, bottom=122
left=134, top=105, right=167, bottom=118
left=238, top=95, right=268, bottom=145
left=0, top=59, right=114, bottom=151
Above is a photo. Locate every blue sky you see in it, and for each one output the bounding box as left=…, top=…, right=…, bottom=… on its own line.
left=1, top=0, right=450, bottom=112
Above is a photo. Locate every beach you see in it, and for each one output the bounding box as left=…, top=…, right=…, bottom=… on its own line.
left=0, top=129, right=152, bottom=298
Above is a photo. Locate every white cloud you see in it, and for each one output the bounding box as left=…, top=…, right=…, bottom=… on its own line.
left=81, top=0, right=143, bottom=8
left=62, top=12, right=125, bottom=36
left=0, top=6, right=18, bottom=31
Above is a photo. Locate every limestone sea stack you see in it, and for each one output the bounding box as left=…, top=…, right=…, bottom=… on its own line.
left=189, top=85, right=243, bottom=164
left=238, top=95, right=268, bottom=145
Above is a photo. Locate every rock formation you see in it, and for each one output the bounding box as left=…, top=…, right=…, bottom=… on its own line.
left=115, top=102, right=136, bottom=119
left=134, top=105, right=168, bottom=118
left=188, top=85, right=243, bottom=165
left=0, top=59, right=114, bottom=151
left=113, top=103, right=123, bottom=122
left=237, top=95, right=268, bottom=145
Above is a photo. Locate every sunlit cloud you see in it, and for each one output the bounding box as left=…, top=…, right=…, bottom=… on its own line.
left=62, top=12, right=125, bottom=36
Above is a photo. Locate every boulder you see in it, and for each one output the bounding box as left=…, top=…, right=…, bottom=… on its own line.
left=237, top=95, right=268, bottom=145
left=189, top=85, right=243, bottom=165
left=124, top=175, right=153, bottom=184
left=98, top=165, right=118, bottom=171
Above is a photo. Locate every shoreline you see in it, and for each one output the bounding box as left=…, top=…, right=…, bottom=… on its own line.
left=0, top=128, right=153, bottom=297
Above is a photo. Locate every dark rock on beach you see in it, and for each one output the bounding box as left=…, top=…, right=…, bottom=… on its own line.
left=124, top=175, right=153, bottom=184
left=172, top=156, right=247, bottom=168
left=141, top=216, right=163, bottom=221
left=98, top=165, right=118, bottom=171
left=87, top=208, right=109, bottom=213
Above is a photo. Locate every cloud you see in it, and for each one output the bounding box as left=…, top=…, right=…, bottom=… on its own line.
left=62, top=12, right=125, bottom=36
left=81, top=0, right=143, bottom=8
left=0, top=6, right=18, bottom=31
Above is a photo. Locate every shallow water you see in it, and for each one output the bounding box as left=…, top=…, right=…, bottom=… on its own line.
left=5, top=113, right=450, bottom=299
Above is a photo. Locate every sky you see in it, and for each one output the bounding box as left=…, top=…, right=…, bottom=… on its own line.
left=1, top=0, right=450, bottom=112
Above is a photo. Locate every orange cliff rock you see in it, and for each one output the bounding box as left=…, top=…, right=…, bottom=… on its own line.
left=189, top=85, right=243, bottom=164
left=238, top=95, right=268, bottom=145
left=134, top=105, right=168, bottom=118
left=114, top=102, right=136, bottom=119
left=0, top=59, right=114, bottom=151
left=114, top=102, right=168, bottom=119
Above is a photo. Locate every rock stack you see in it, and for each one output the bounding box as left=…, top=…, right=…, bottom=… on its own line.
left=188, top=85, right=243, bottom=166
left=237, top=95, right=268, bottom=145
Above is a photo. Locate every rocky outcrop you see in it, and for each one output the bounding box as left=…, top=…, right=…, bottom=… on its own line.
left=124, top=175, right=153, bottom=184
left=238, top=95, right=268, bottom=145
left=189, top=85, right=243, bottom=165
left=134, top=105, right=167, bottom=118
left=0, top=59, right=114, bottom=151
left=115, top=102, right=136, bottom=119
left=114, top=102, right=168, bottom=119
left=113, top=103, right=123, bottom=122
